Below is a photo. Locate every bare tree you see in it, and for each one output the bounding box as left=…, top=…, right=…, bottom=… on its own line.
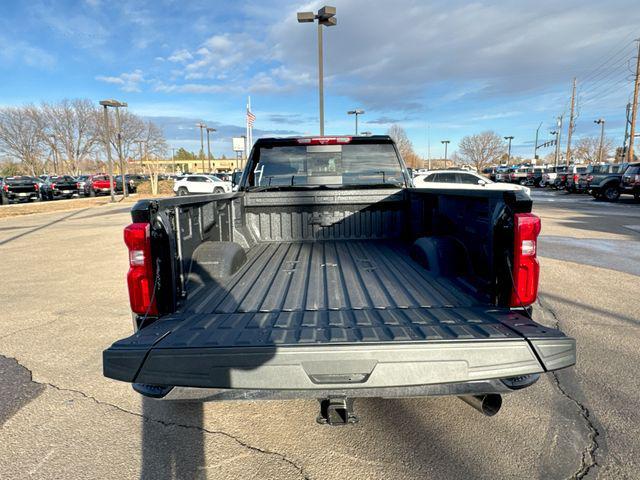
left=458, top=131, right=505, bottom=172
left=37, top=99, right=100, bottom=175
left=0, top=106, right=46, bottom=175
left=140, top=121, right=168, bottom=195
left=573, top=136, right=614, bottom=164
left=387, top=124, right=421, bottom=168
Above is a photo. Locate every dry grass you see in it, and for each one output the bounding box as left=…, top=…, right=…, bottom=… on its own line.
left=0, top=194, right=141, bottom=219
left=136, top=180, right=174, bottom=195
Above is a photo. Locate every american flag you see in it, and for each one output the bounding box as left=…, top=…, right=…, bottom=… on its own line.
left=246, top=108, right=256, bottom=126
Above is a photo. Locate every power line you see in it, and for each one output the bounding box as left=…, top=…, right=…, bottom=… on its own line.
left=577, top=33, right=637, bottom=84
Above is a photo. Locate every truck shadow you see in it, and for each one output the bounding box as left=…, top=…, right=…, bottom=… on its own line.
left=140, top=399, right=206, bottom=480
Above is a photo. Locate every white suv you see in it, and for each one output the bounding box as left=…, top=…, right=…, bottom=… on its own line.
left=173, top=175, right=232, bottom=196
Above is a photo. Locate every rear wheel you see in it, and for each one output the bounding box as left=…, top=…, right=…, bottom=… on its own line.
left=177, top=187, right=189, bottom=196
left=603, top=185, right=620, bottom=202
left=213, top=187, right=224, bottom=194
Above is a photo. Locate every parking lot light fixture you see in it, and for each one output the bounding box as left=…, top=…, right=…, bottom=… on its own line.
left=594, top=119, right=605, bottom=163
left=441, top=140, right=450, bottom=168
left=347, top=109, right=365, bottom=135
left=99, top=99, right=128, bottom=202
left=504, top=136, right=514, bottom=164
left=297, top=6, right=337, bottom=136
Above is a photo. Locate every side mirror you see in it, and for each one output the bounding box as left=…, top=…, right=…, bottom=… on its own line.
left=477, top=179, right=487, bottom=186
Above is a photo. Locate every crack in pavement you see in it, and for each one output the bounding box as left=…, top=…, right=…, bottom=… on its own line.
left=0, top=354, right=310, bottom=480
left=537, top=296, right=601, bottom=479
left=0, top=318, right=61, bottom=342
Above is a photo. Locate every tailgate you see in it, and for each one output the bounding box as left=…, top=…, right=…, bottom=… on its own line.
left=103, top=307, right=575, bottom=390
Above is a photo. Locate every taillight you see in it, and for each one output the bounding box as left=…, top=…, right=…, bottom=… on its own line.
left=296, top=136, right=352, bottom=145
left=76, top=183, right=80, bottom=189
left=124, top=223, right=157, bottom=315
left=34, top=183, right=39, bottom=191
left=573, top=174, right=579, bottom=183
left=3, top=184, right=9, bottom=192
left=510, top=213, right=541, bottom=308
left=51, top=183, right=57, bottom=190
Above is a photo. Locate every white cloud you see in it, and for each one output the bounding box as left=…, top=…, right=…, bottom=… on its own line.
left=167, top=49, right=193, bottom=63
left=96, top=70, right=145, bottom=92
left=0, top=36, right=56, bottom=69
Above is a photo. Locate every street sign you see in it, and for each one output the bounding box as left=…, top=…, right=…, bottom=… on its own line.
left=232, top=137, right=245, bottom=152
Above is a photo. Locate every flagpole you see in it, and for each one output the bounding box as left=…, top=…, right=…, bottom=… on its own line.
left=245, top=98, right=250, bottom=160
left=248, top=96, right=253, bottom=151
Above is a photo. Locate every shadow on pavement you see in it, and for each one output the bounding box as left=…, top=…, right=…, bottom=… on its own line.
left=140, top=399, right=206, bottom=479
left=0, top=208, right=91, bottom=246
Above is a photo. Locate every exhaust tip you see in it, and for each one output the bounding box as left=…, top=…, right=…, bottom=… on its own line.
left=458, top=394, right=502, bottom=417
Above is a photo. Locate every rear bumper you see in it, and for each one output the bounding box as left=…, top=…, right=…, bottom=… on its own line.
left=104, top=336, right=575, bottom=392
left=142, top=375, right=541, bottom=402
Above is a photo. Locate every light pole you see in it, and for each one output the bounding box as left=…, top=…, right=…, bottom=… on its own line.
left=594, top=118, right=605, bottom=163
left=297, top=6, right=337, bottom=136
left=533, top=122, right=542, bottom=161
left=360, top=131, right=372, bottom=136
left=441, top=140, right=450, bottom=168
left=171, top=148, right=177, bottom=174
left=553, top=116, right=563, bottom=167
left=113, top=102, right=129, bottom=197
left=347, top=109, right=364, bottom=135
left=100, top=99, right=127, bottom=202
left=206, top=127, right=216, bottom=172
left=196, top=123, right=206, bottom=172
left=504, top=136, right=514, bottom=164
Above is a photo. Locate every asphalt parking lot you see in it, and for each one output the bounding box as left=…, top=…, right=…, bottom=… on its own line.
left=0, top=190, right=639, bottom=480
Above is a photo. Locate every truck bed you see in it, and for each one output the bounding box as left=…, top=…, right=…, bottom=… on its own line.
left=104, top=238, right=575, bottom=390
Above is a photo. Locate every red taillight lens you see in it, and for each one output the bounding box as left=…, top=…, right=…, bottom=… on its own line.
left=124, top=223, right=157, bottom=315
left=51, top=183, right=56, bottom=190
left=34, top=183, right=39, bottom=191
left=586, top=175, right=593, bottom=182
left=3, top=184, right=9, bottom=192
left=76, top=183, right=80, bottom=189
left=296, top=136, right=352, bottom=145
left=510, top=213, right=541, bottom=308
left=573, top=174, right=579, bottom=183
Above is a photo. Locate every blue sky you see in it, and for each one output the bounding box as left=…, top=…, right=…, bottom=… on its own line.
left=1, top=0, right=639, bottom=158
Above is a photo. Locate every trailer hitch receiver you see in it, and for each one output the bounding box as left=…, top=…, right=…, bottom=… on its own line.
left=317, top=397, right=358, bottom=426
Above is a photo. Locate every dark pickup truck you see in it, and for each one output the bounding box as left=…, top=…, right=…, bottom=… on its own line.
left=0, top=176, right=40, bottom=204
left=620, top=163, right=640, bottom=201
left=103, top=135, right=575, bottom=424
left=40, top=175, right=79, bottom=200
left=588, top=162, right=630, bottom=201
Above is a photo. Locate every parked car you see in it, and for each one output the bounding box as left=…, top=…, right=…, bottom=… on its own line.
left=553, top=165, right=586, bottom=191
left=103, top=134, right=575, bottom=424
left=115, top=174, right=146, bottom=194
left=0, top=176, right=40, bottom=204
left=75, top=174, right=91, bottom=195
left=494, top=166, right=513, bottom=182
left=523, top=166, right=546, bottom=187
left=540, top=166, right=561, bottom=188
left=577, top=164, right=613, bottom=193
left=588, top=163, right=630, bottom=202
left=620, top=162, right=640, bottom=201
left=413, top=169, right=531, bottom=195
left=173, top=174, right=232, bottom=196
left=84, top=174, right=122, bottom=196
left=482, top=166, right=498, bottom=181
left=40, top=175, right=79, bottom=200
left=509, top=166, right=531, bottom=185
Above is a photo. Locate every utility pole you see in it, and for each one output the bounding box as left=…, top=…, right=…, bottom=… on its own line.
left=101, top=105, right=115, bottom=203
left=171, top=148, right=176, bottom=174
left=565, top=77, right=577, bottom=166
left=594, top=118, right=605, bottom=163
left=206, top=127, right=216, bottom=172
left=628, top=39, right=640, bottom=163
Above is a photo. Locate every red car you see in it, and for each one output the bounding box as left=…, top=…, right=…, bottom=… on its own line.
left=84, top=174, right=122, bottom=196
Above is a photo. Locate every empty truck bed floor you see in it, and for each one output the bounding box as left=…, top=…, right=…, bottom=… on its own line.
left=185, top=240, right=477, bottom=315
